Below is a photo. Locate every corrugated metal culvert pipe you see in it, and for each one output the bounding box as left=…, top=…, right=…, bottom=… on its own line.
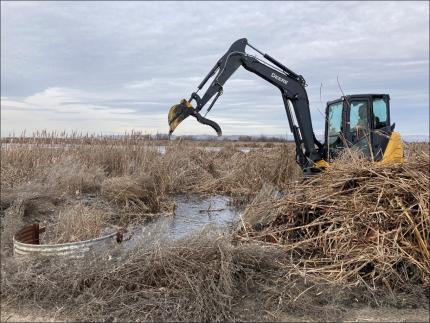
left=13, top=223, right=123, bottom=258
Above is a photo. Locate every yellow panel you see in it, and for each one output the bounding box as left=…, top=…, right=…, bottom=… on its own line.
left=314, top=159, right=331, bottom=169
left=379, top=131, right=404, bottom=164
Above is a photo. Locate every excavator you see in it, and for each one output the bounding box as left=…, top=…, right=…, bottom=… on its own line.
left=168, top=38, right=403, bottom=173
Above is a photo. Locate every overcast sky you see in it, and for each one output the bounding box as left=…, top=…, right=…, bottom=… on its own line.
left=1, top=1, right=429, bottom=138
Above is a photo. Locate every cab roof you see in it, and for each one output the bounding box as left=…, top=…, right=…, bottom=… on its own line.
left=327, top=94, right=390, bottom=106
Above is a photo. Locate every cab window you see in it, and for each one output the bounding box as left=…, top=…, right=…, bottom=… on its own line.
left=349, top=100, right=371, bottom=157
left=372, top=98, right=388, bottom=129
left=349, top=101, right=369, bottom=131
left=327, top=102, right=343, bottom=144
left=327, top=101, right=345, bottom=159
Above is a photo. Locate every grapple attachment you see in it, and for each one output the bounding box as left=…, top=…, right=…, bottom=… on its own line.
left=168, top=99, right=194, bottom=135
left=168, top=99, right=222, bottom=136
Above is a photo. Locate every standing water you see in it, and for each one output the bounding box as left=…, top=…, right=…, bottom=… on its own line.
left=123, top=195, right=241, bottom=248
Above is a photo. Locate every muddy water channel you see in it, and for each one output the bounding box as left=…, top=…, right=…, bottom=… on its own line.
left=123, top=195, right=241, bottom=248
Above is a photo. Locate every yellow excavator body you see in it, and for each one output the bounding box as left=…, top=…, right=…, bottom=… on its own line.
left=379, top=131, right=404, bottom=164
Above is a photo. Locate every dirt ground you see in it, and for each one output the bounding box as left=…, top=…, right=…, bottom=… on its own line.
left=1, top=306, right=429, bottom=322
left=341, top=307, right=429, bottom=322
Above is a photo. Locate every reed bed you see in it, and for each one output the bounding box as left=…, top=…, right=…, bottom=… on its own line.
left=197, top=146, right=300, bottom=204
left=1, top=137, right=429, bottom=321
left=240, top=150, right=430, bottom=289
left=1, top=138, right=299, bottom=247
left=1, top=138, right=299, bottom=199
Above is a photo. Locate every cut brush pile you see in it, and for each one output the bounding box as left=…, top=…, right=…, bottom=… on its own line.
left=240, top=151, right=430, bottom=289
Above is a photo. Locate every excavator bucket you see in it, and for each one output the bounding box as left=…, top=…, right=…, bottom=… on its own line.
left=168, top=99, right=194, bottom=135
left=168, top=99, right=223, bottom=136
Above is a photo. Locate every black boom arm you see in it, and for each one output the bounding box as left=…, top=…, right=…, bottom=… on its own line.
left=189, top=38, right=323, bottom=169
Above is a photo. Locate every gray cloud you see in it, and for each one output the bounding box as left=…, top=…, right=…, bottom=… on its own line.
left=1, top=1, right=429, bottom=138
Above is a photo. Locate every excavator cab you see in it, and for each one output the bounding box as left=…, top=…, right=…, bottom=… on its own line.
left=325, top=94, right=395, bottom=161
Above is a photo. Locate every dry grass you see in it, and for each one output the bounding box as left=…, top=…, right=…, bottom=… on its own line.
left=42, top=204, right=111, bottom=244
left=102, top=176, right=155, bottom=212
left=241, top=183, right=280, bottom=228
left=239, top=150, right=430, bottom=289
left=1, top=231, right=283, bottom=321
left=42, top=156, right=106, bottom=195
left=2, top=230, right=427, bottom=322
left=1, top=138, right=300, bottom=202
left=197, top=145, right=300, bottom=205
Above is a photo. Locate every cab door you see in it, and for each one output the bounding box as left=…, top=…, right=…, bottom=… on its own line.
left=370, top=96, right=392, bottom=160
left=325, top=100, right=345, bottom=160
left=346, top=98, right=372, bottom=158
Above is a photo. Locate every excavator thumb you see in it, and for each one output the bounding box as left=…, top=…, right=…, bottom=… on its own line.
left=168, top=99, right=222, bottom=136
left=194, top=112, right=222, bottom=136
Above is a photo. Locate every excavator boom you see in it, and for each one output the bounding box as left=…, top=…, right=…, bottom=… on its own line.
left=168, top=38, right=323, bottom=170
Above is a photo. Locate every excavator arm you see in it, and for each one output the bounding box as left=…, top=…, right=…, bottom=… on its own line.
left=168, top=38, right=323, bottom=170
